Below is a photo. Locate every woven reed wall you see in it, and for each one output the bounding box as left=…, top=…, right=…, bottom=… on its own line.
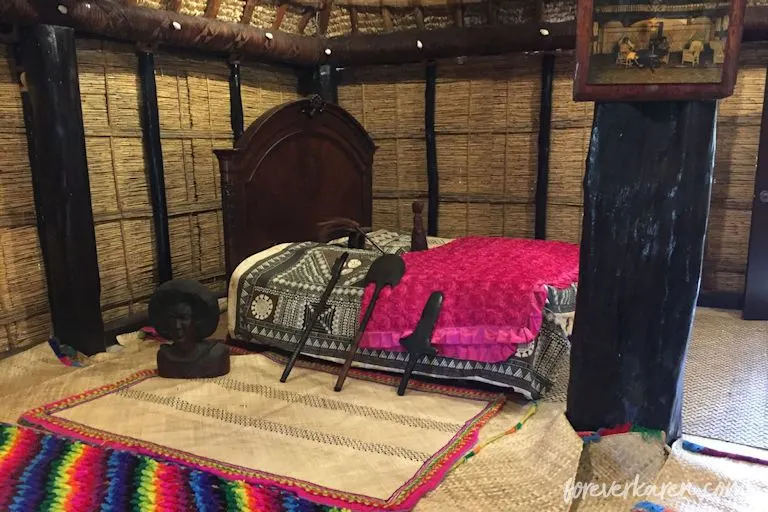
left=77, top=40, right=158, bottom=323
left=548, top=55, right=592, bottom=245
left=240, top=62, right=301, bottom=128
left=154, top=52, right=232, bottom=298
left=432, top=54, right=541, bottom=239
left=702, top=48, right=766, bottom=294
left=0, top=45, right=50, bottom=353
left=338, top=64, right=427, bottom=232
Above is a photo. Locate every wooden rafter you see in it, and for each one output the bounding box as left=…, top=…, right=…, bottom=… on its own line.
left=381, top=6, right=393, bottom=31
left=349, top=5, right=358, bottom=33
left=204, top=0, right=222, bottom=18
left=318, top=0, right=332, bottom=36
left=240, top=0, right=259, bottom=24
left=453, top=5, right=463, bottom=27
left=169, top=0, right=183, bottom=12
left=273, top=2, right=288, bottom=30
left=297, top=7, right=314, bottom=34
left=485, top=0, right=496, bottom=24
left=415, top=7, right=424, bottom=30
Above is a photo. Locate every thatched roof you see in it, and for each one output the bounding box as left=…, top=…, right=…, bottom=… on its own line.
left=137, top=0, right=575, bottom=37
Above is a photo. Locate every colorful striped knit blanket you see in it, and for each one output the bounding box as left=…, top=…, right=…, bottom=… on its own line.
left=0, top=423, right=348, bottom=511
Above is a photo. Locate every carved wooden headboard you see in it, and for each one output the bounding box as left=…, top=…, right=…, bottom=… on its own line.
left=214, top=96, right=375, bottom=277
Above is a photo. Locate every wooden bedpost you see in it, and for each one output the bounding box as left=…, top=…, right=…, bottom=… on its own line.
left=567, top=101, right=716, bottom=441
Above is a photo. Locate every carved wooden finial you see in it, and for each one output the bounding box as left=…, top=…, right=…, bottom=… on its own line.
left=411, top=200, right=427, bottom=251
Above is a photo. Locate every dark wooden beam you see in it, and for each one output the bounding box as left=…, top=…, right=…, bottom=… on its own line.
left=169, top=0, right=183, bottom=12
left=273, top=2, right=288, bottom=30
left=138, top=51, right=173, bottom=284
left=229, top=61, right=245, bottom=143
left=18, top=25, right=105, bottom=356
left=204, top=0, right=223, bottom=18
left=453, top=5, right=464, bottom=28
left=535, top=54, right=554, bottom=240
left=485, top=0, right=496, bottom=24
left=425, top=62, right=439, bottom=237
left=2, top=0, right=321, bottom=66
left=240, top=0, right=259, bottom=24
left=567, top=101, right=717, bottom=441
left=743, top=67, right=768, bottom=320
left=324, top=21, right=575, bottom=66
left=318, top=64, right=338, bottom=103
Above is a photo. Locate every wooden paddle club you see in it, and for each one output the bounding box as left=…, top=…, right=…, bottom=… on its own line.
left=280, top=251, right=349, bottom=383
left=334, top=254, right=405, bottom=392
left=397, top=291, right=443, bottom=396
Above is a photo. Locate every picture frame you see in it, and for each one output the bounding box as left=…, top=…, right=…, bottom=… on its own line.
left=574, top=0, right=746, bottom=101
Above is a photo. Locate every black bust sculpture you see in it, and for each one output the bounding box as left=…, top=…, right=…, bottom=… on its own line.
left=148, top=279, right=230, bottom=379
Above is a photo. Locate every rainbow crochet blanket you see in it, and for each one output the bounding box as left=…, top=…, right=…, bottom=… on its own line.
left=0, top=423, right=348, bottom=511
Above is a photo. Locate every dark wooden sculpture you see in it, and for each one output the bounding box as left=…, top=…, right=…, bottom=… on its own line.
left=567, top=101, right=717, bottom=441
left=398, top=291, right=443, bottom=396
left=149, top=279, right=230, bottom=379
left=334, top=254, right=406, bottom=392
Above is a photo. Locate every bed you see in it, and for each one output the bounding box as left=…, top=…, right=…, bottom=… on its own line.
left=216, top=96, right=577, bottom=400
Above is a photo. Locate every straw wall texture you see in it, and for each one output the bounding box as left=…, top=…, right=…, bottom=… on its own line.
left=0, top=45, right=51, bottom=353
left=154, top=52, right=232, bottom=298
left=702, top=48, right=766, bottom=294
left=338, top=64, right=428, bottom=233
left=240, top=62, right=301, bottom=128
left=77, top=40, right=159, bottom=324
left=432, top=54, right=542, bottom=239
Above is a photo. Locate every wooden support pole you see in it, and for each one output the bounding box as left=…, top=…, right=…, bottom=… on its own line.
left=138, top=51, right=173, bottom=284
left=535, top=54, right=554, bottom=240
left=567, top=101, right=717, bottom=441
left=425, top=62, right=439, bottom=236
left=743, top=67, right=768, bottom=320
left=229, top=60, right=245, bottom=143
left=319, top=1, right=333, bottom=35
left=273, top=3, right=288, bottom=31
left=19, top=25, right=105, bottom=356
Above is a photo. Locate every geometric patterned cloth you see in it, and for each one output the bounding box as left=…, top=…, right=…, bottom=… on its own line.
left=0, top=423, right=349, bottom=512
left=232, top=231, right=576, bottom=400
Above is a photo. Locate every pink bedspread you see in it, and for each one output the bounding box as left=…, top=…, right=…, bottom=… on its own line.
left=359, top=237, right=580, bottom=362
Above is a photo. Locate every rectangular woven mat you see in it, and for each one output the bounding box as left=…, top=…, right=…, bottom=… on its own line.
left=20, top=353, right=505, bottom=511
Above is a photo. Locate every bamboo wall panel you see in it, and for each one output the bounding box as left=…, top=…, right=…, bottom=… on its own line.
left=77, top=40, right=158, bottom=322
left=339, top=64, right=427, bottom=233
left=434, top=54, right=541, bottom=238
left=0, top=45, right=50, bottom=353
left=155, top=52, right=233, bottom=295
left=240, top=63, right=301, bottom=128
left=548, top=55, right=592, bottom=245
left=703, top=56, right=765, bottom=293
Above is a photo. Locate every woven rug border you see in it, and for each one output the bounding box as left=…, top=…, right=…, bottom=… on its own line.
left=19, top=353, right=506, bottom=512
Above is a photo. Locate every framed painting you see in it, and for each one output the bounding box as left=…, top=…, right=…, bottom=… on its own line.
left=574, top=0, right=746, bottom=101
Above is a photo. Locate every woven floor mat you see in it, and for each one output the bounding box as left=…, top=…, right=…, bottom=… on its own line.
left=416, top=402, right=582, bottom=512
left=682, top=308, right=768, bottom=450
left=650, top=439, right=768, bottom=511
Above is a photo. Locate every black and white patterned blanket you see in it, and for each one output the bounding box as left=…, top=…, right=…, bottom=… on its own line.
left=231, top=231, right=575, bottom=400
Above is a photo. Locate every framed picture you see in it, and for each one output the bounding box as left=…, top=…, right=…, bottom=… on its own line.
left=574, top=0, right=746, bottom=101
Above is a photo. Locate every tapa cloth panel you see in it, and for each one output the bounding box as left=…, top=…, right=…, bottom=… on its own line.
left=228, top=231, right=577, bottom=400
left=20, top=353, right=505, bottom=512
